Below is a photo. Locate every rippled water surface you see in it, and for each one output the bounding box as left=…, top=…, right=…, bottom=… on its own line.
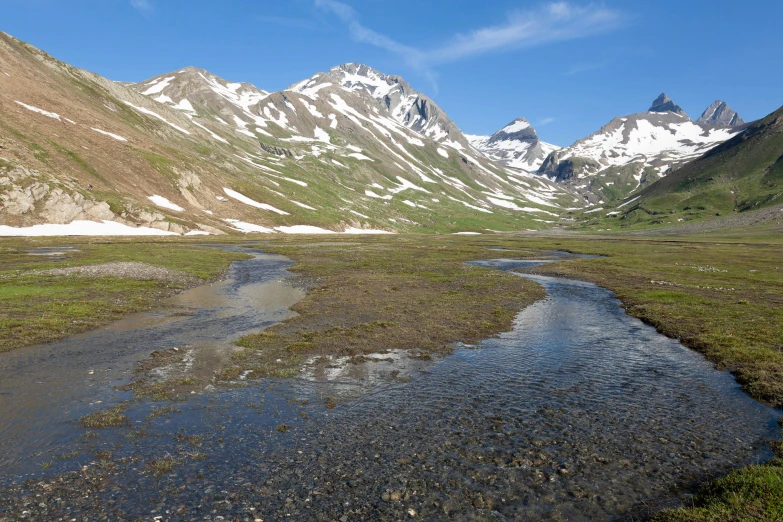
left=0, top=255, right=778, bottom=521
left=0, top=247, right=303, bottom=478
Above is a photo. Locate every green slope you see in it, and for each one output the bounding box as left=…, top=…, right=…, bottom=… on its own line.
left=574, top=105, right=783, bottom=230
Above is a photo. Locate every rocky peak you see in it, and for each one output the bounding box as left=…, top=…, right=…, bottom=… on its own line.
left=649, top=93, right=687, bottom=117
left=487, top=117, right=538, bottom=145
left=696, top=100, right=745, bottom=127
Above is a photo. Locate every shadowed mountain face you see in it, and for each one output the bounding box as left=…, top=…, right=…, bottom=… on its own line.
left=0, top=32, right=578, bottom=236
left=649, top=93, right=688, bottom=117
left=697, top=100, right=745, bottom=127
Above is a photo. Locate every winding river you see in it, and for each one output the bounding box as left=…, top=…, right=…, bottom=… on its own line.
left=0, top=251, right=778, bottom=520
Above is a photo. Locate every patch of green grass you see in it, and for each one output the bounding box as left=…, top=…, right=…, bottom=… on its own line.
left=0, top=241, right=248, bottom=352
left=223, top=236, right=545, bottom=381
left=48, top=141, right=107, bottom=184
left=652, top=461, right=783, bottom=521
left=147, top=456, right=181, bottom=477
left=79, top=405, right=130, bottom=429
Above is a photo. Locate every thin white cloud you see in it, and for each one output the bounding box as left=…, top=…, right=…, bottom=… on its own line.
left=130, top=0, right=153, bottom=15
left=538, top=117, right=556, bottom=126
left=315, top=1, right=626, bottom=73
left=315, top=0, right=423, bottom=60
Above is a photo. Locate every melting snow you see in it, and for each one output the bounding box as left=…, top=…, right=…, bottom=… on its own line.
left=347, top=153, right=373, bottom=161
left=224, top=219, right=275, bottom=233
left=343, top=227, right=394, bottom=234
left=502, top=120, right=531, bottom=133
left=437, top=148, right=449, bottom=158
left=301, top=99, right=324, bottom=118
left=313, top=127, right=331, bottom=143
left=141, top=76, right=176, bottom=96
left=148, top=195, right=184, bottom=212
left=348, top=209, right=369, bottom=219
left=365, top=190, right=392, bottom=200
left=275, top=225, right=336, bottom=234
left=15, top=101, right=61, bottom=120
left=173, top=98, right=195, bottom=112
left=0, top=220, right=177, bottom=237
left=91, top=128, right=127, bottom=142
left=223, top=187, right=289, bottom=215
left=293, top=81, right=333, bottom=100
left=487, top=197, right=524, bottom=210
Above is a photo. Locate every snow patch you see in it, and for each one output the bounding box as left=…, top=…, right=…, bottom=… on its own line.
left=141, top=76, right=176, bottom=96
left=91, top=128, right=127, bottom=142
left=148, top=195, right=184, bottom=212
left=15, top=101, right=60, bottom=120
left=224, top=219, right=275, bottom=233
left=343, top=227, right=394, bottom=235
left=275, top=225, right=336, bottom=234
left=0, top=220, right=177, bottom=237
left=223, top=187, right=289, bottom=215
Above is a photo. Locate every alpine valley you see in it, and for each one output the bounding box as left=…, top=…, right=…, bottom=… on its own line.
left=0, top=30, right=780, bottom=236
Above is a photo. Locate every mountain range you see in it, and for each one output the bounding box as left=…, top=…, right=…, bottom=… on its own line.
left=0, top=30, right=778, bottom=236
left=536, top=93, right=748, bottom=205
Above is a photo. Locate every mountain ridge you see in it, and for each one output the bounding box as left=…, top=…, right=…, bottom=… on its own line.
left=0, top=31, right=576, bottom=236
left=536, top=93, right=748, bottom=205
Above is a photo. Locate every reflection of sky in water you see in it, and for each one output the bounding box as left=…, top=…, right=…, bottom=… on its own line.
left=2, top=254, right=779, bottom=520
left=0, top=248, right=303, bottom=479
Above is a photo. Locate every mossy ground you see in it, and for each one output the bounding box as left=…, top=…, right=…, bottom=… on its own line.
left=219, top=236, right=545, bottom=381
left=0, top=239, right=249, bottom=352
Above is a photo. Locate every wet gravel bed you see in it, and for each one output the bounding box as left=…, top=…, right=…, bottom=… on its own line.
left=32, top=262, right=199, bottom=286
left=0, top=264, right=777, bottom=521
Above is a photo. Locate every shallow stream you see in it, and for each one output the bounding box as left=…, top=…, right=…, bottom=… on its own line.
left=0, top=252, right=778, bottom=520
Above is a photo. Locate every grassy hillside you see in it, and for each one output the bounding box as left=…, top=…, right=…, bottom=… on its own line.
left=570, top=105, right=783, bottom=230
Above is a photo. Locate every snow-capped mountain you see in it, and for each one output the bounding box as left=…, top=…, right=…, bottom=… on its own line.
left=538, top=93, right=747, bottom=204
left=0, top=31, right=577, bottom=237
left=466, top=118, right=559, bottom=172
left=696, top=100, right=745, bottom=127
left=287, top=63, right=470, bottom=149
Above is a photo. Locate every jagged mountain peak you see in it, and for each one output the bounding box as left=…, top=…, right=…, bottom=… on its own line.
left=287, top=63, right=468, bottom=146
left=649, top=93, right=687, bottom=117
left=697, top=100, right=745, bottom=127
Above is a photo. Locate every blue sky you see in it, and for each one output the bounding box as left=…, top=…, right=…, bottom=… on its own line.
left=3, top=0, right=782, bottom=145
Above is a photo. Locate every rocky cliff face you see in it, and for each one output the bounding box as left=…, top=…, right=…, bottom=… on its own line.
left=649, top=93, right=688, bottom=117
left=696, top=100, right=745, bottom=127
